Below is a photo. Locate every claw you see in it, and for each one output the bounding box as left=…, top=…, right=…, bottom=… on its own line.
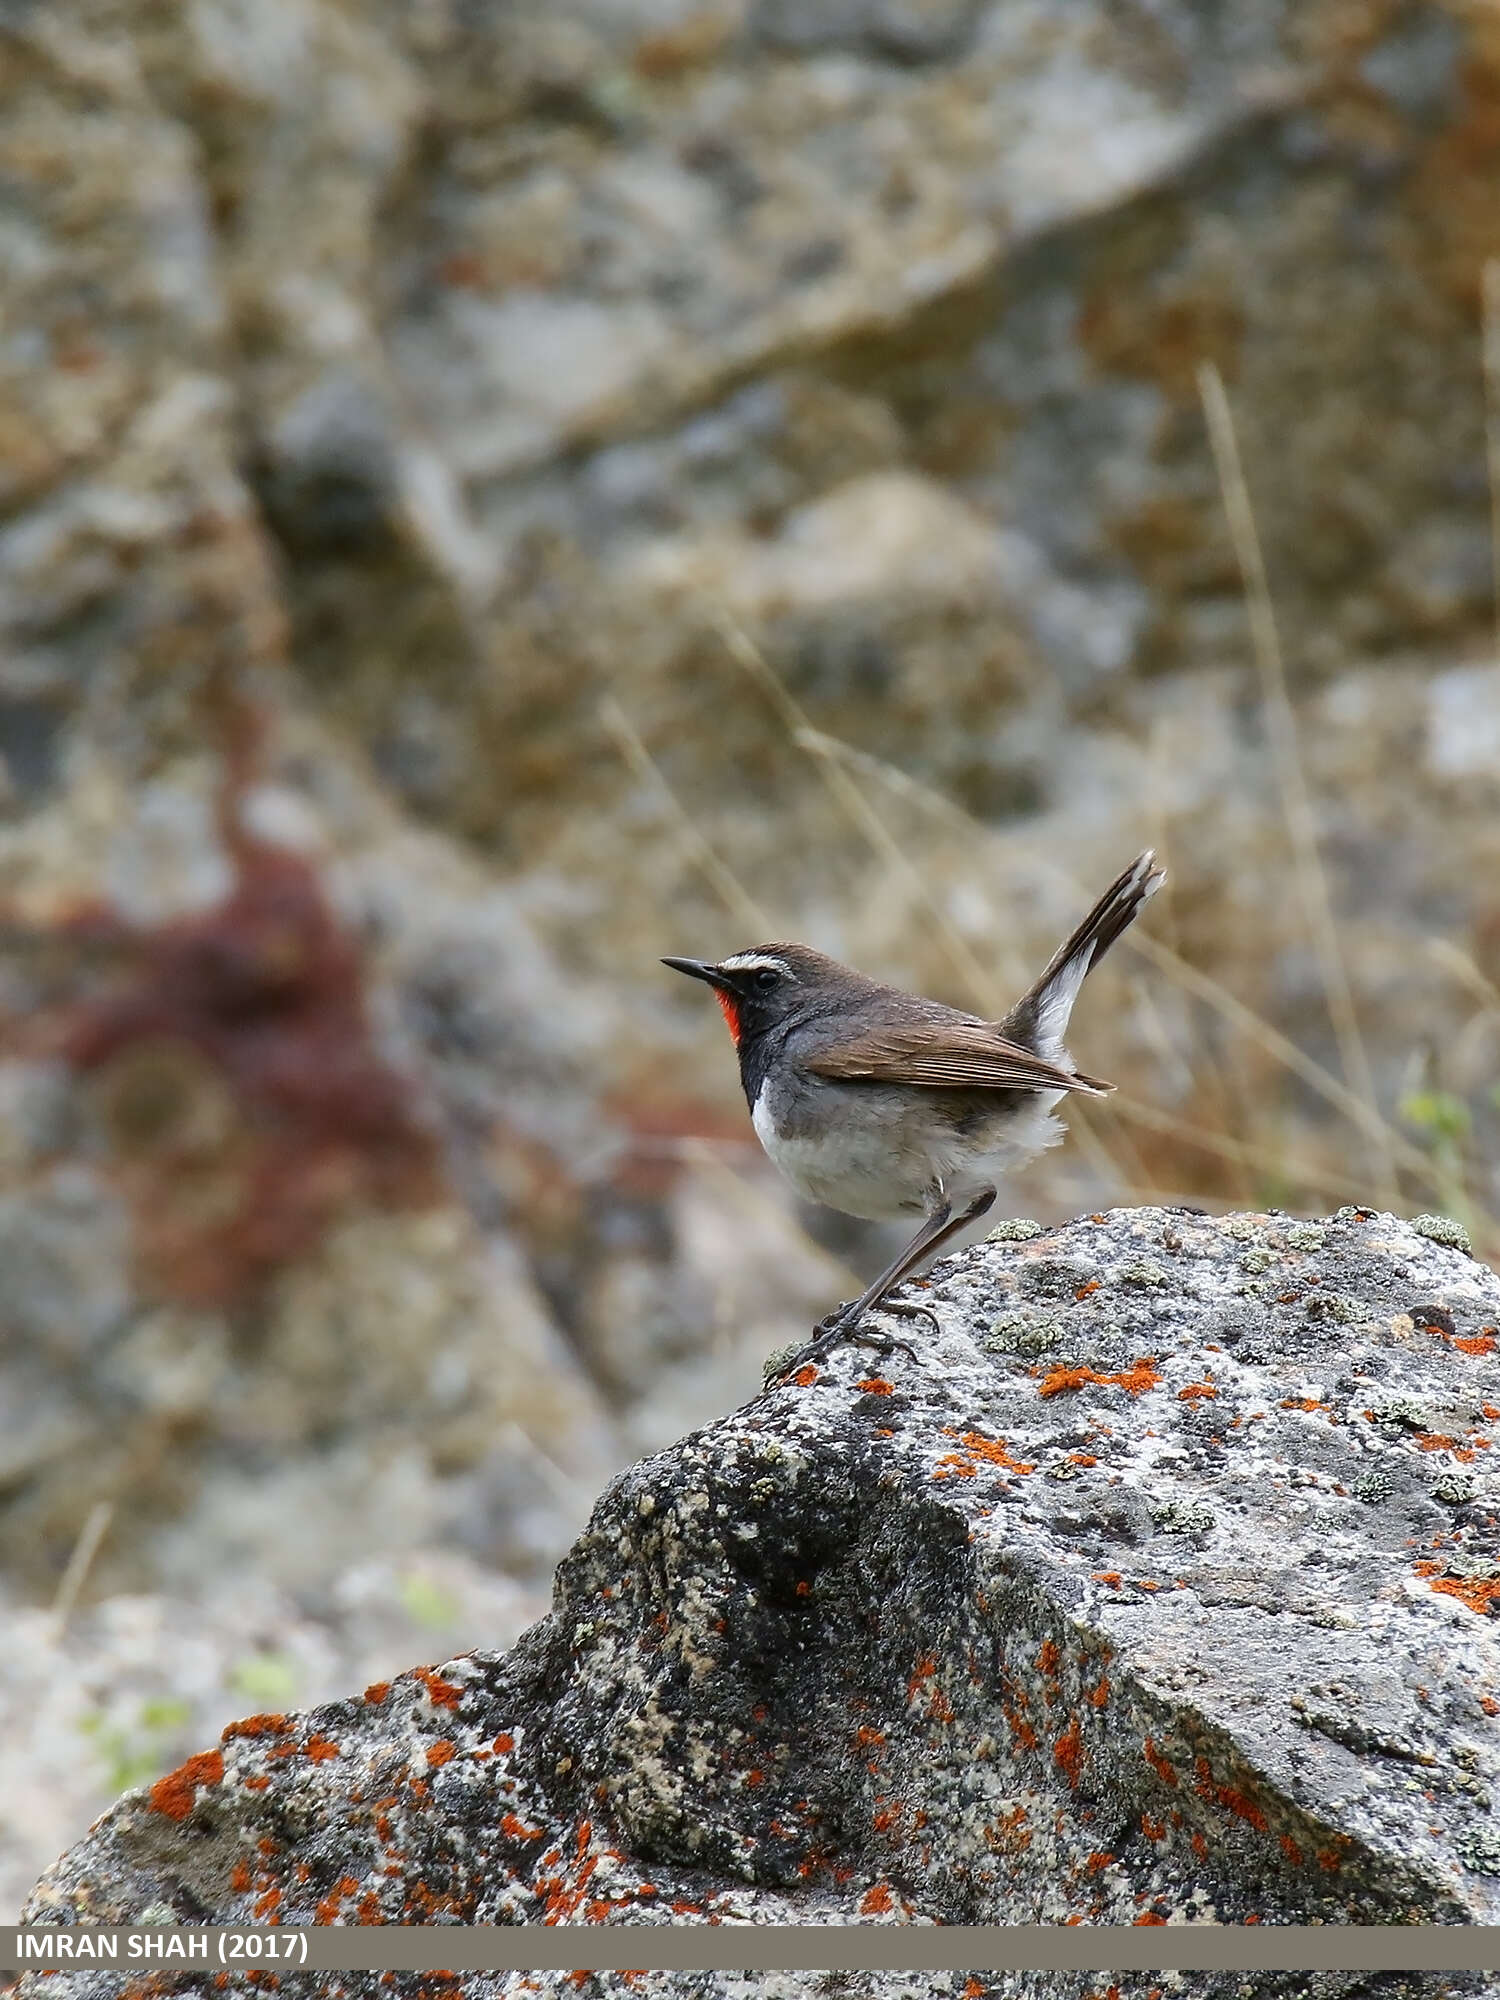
left=877, top=1297, right=941, bottom=1342
left=771, top=1291, right=937, bottom=1383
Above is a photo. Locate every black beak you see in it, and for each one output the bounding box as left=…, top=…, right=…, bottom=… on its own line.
left=662, top=956, right=734, bottom=992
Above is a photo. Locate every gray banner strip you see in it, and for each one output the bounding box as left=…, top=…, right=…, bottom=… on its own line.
left=5, top=1929, right=1500, bottom=1974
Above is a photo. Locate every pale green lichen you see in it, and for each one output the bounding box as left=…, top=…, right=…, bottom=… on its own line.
left=1305, top=1291, right=1369, bottom=1327
left=762, top=1344, right=805, bottom=1386
left=1367, top=1392, right=1431, bottom=1432
left=986, top=1217, right=1046, bottom=1242
left=1410, top=1213, right=1472, bottom=1253
left=1458, top=1827, right=1500, bottom=1876
left=1351, top=1471, right=1394, bottom=1504
left=1449, top=1554, right=1500, bottom=1580
left=1432, top=1471, right=1478, bottom=1506
left=1119, top=1258, right=1168, bottom=1289
left=1285, top=1223, right=1326, bottom=1251
left=983, top=1310, right=1063, bottom=1357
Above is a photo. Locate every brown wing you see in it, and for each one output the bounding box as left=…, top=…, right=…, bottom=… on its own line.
left=804, top=1020, right=1112, bottom=1096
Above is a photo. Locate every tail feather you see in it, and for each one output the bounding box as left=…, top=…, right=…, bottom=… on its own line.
left=999, top=851, right=1164, bottom=1054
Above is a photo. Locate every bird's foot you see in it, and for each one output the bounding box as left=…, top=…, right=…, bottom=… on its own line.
left=771, top=1296, right=936, bottom=1383
left=874, top=1295, right=942, bottom=1341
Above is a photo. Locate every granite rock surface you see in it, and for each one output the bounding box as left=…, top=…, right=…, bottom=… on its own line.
left=20, top=1207, right=1500, bottom=1997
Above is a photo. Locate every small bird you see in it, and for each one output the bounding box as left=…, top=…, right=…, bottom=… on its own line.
left=664, top=850, right=1163, bottom=1371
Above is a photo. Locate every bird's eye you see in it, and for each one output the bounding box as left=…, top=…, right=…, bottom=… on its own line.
left=753, top=966, right=780, bottom=992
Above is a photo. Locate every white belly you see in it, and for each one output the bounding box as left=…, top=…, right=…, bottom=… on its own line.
left=750, top=1084, right=1064, bottom=1222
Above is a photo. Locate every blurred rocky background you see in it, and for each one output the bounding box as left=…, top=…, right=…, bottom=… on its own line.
left=4, top=0, right=1500, bottom=1916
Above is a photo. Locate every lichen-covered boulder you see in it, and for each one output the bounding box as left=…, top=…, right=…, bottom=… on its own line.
left=20, top=1207, right=1500, bottom=1996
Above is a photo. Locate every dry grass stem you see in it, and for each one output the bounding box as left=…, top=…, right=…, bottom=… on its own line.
left=1111, top=1095, right=1372, bottom=1207
left=1196, top=362, right=1396, bottom=1207
left=710, top=612, right=999, bottom=1006
left=47, top=1500, right=114, bottom=1641
left=1427, top=936, right=1500, bottom=1015
left=599, top=695, right=772, bottom=936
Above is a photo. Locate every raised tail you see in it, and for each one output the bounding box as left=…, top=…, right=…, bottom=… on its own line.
left=999, top=851, right=1164, bottom=1056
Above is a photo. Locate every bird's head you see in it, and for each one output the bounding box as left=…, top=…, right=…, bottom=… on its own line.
left=661, top=944, right=835, bottom=1046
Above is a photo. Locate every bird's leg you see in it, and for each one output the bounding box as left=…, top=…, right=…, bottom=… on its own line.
left=780, top=1189, right=997, bottom=1377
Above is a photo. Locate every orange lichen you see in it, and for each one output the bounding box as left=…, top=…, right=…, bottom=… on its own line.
left=1036, top=1640, right=1061, bottom=1676
left=1280, top=1835, right=1304, bottom=1866
left=1454, top=1333, right=1497, bottom=1354
left=1178, top=1382, right=1217, bottom=1401
left=906, top=1654, right=939, bottom=1700
left=315, top=1877, right=361, bottom=1925
left=1133, top=1914, right=1168, bottom=1926
left=1005, top=1708, right=1039, bottom=1752
left=414, top=1669, right=464, bottom=1711
left=148, top=1748, right=224, bottom=1821
left=792, top=1365, right=819, bottom=1388
left=501, top=1813, right=546, bottom=1841
left=953, top=1430, right=1035, bottom=1473
left=1415, top=1434, right=1477, bottom=1460
left=860, top=1882, right=894, bottom=1915
left=1039, top=1358, right=1161, bottom=1399
left=1432, top=1575, right=1500, bottom=1615
left=1143, top=1737, right=1178, bottom=1787
left=363, top=1683, right=391, bottom=1705
left=1141, top=1814, right=1165, bottom=1841
left=855, top=1726, right=886, bottom=1748
left=985, top=1805, right=1032, bottom=1856
left=1195, top=1758, right=1268, bottom=1832
left=858, top=1378, right=895, bottom=1395
left=1093, top=1571, right=1123, bottom=1588
left=304, top=1735, right=340, bottom=1762
left=1088, top=1678, right=1111, bottom=1708
left=426, top=1741, right=456, bottom=1767
left=1053, top=1720, right=1085, bottom=1789
left=222, top=1713, right=290, bottom=1742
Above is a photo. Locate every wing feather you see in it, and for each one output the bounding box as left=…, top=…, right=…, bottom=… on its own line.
left=804, top=1021, right=1112, bottom=1096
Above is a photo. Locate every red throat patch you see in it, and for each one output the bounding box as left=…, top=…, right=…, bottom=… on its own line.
left=714, top=989, right=743, bottom=1043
